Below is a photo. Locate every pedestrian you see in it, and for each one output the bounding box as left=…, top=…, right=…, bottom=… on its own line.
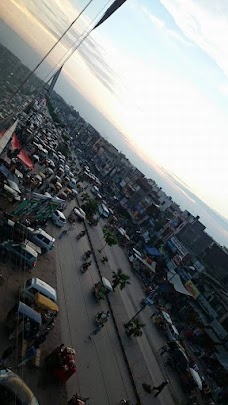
left=59, top=229, right=68, bottom=239
left=89, top=324, right=104, bottom=339
left=152, top=381, right=169, bottom=397
left=67, top=224, right=75, bottom=232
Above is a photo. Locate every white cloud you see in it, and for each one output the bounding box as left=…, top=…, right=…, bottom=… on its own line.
left=161, top=0, right=228, bottom=78
left=140, top=5, right=191, bottom=46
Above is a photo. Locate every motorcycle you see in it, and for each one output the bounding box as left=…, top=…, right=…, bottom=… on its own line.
left=76, top=230, right=86, bottom=240
left=83, top=250, right=92, bottom=260
left=81, top=261, right=92, bottom=273
left=95, top=311, right=110, bottom=325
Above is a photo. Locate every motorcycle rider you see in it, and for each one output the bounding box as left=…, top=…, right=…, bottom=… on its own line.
left=84, top=250, right=92, bottom=259
left=82, top=261, right=92, bottom=271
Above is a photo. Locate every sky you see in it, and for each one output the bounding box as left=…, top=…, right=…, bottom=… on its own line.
left=0, top=0, right=228, bottom=245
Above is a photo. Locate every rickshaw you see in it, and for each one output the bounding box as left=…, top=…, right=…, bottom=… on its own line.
left=6, top=301, right=41, bottom=341
left=93, top=277, right=113, bottom=301
left=33, top=293, right=59, bottom=323
left=45, top=345, right=76, bottom=382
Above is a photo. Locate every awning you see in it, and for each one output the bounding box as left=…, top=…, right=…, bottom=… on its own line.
left=145, top=246, right=162, bottom=257
left=214, top=352, right=228, bottom=370
left=11, top=134, right=34, bottom=170
left=167, top=270, right=193, bottom=296
left=134, top=254, right=156, bottom=273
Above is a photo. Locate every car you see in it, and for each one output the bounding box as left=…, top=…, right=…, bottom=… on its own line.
left=73, top=207, right=86, bottom=221
left=0, top=367, right=39, bottom=404
left=29, top=228, right=55, bottom=254
left=68, top=178, right=77, bottom=188
left=33, top=154, right=40, bottom=162
left=0, top=241, right=38, bottom=270
left=52, top=210, right=66, bottom=227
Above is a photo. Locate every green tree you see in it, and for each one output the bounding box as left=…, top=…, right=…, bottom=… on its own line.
left=81, top=192, right=90, bottom=202
left=98, top=228, right=118, bottom=252
left=57, top=142, right=69, bottom=158
left=124, top=318, right=145, bottom=338
left=81, top=198, right=98, bottom=218
left=112, top=268, right=130, bottom=290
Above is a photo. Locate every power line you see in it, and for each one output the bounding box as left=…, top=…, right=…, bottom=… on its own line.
left=0, top=0, right=94, bottom=110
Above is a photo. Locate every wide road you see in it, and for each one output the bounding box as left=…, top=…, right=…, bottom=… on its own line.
left=50, top=206, right=137, bottom=405
left=87, top=217, right=186, bottom=405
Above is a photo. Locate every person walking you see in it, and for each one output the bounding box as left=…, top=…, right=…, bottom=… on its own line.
left=59, top=229, right=68, bottom=239
left=67, top=224, right=75, bottom=233
left=152, top=381, right=169, bottom=397
left=88, top=323, right=104, bottom=339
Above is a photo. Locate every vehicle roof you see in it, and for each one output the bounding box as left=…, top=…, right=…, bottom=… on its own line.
left=35, top=293, right=59, bottom=312
left=55, top=210, right=66, bottom=220
left=21, top=243, right=38, bottom=257
left=18, top=302, right=42, bottom=324
left=34, top=228, right=55, bottom=242
left=0, top=369, right=39, bottom=404
left=32, top=278, right=57, bottom=301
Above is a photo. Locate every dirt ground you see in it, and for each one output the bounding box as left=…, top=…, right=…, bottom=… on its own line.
left=0, top=218, right=67, bottom=405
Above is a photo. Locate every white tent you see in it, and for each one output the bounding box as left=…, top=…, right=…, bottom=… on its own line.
left=167, top=270, right=192, bottom=296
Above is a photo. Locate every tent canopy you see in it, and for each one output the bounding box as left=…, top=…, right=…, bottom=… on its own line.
left=167, top=270, right=193, bottom=296
left=145, top=246, right=162, bottom=257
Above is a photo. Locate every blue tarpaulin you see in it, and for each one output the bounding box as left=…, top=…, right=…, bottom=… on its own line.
left=145, top=246, right=162, bottom=257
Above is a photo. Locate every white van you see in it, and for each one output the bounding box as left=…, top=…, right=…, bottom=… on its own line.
left=29, top=228, right=55, bottom=253
left=98, top=203, right=110, bottom=218
left=52, top=210, right=66, bottom=227
left=20, top=277, right=57, bottom=303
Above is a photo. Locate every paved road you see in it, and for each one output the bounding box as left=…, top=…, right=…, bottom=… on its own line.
left=50, top=206, right=136, bottom=405
left=87, top=217, right=186, bottom=405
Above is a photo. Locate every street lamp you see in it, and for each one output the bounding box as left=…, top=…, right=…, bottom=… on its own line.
left=124, top=289, right=157, bottom=327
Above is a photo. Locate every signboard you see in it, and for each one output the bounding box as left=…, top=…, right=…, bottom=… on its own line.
left=193, top=260, right=205, bottom=273
left=185, top=280, right=200, bottom=300
left=170, top=236, right=188, bottom=259
left=197, top=295, right=218, bottom=320
left=210, top=319, right=227, bottom=340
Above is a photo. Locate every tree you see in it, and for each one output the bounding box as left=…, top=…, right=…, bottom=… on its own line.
left=81, top=198, right=98, bottom=218
left=112, top=268, right=130, bottom=290
left=98, top=228, right=118, bottom=252
left=124, top=318, right=145, bottom=338
left=81, top=192, right=90, bottom=202
left=57, top=142, right=69, bottom=157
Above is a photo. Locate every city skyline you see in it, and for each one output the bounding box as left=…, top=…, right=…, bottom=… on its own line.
left=0, top=0, right=228, bottom=246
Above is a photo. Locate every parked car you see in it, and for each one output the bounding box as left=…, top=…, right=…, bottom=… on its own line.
left=29, top=228, right=55, bottom=254
left=0, top=240, right=38, bottom=270
left=1, top=183, right=21, bottom=202
left=0, top=220, right=53, bottom=254
left=20, top=277, right=57, bottom=303
left=0, top=366, right=40, bottom=404
left=73, top=207, right=86, bottom=221
left=68, top=178, right=77, bottom=189
left=52, top=210, right=66, bottom=227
